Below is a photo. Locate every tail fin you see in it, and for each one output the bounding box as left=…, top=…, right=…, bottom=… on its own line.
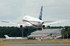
left=39, top=6, right=43, bottom=20
left=4, top=35, right=9, bottom=38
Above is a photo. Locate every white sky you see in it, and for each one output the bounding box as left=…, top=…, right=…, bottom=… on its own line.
left=0, top=0, right=70, bottom=26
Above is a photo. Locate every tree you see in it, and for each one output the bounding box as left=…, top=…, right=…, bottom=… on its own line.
left=61, top=26, right=70, bottom=39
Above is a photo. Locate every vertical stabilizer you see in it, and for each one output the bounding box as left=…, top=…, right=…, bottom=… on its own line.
left=4, top=35, right=9, bottom=38
left=39, top=6, right=43, bottom=20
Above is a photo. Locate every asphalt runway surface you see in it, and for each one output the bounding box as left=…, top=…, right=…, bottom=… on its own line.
left=6, top=43, right=70, bottom=46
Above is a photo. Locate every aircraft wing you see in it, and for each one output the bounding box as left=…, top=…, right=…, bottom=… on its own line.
left=1, top=20, right=32, bottom=27
left=43, top=20, right=64, bottom=26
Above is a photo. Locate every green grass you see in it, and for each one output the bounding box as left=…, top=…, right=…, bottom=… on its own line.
left=0, top=39, right=70, bottom=46
left=0, top=39, right=70, bottom=44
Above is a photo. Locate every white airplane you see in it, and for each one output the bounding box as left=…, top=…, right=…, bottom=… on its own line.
left=22, top=6, right=64, bottom=28
left=4, top=35, right=24, bottom=39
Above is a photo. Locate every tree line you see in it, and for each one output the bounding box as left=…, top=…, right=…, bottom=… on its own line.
left=0, top=26, right=70, bottom=38
left=0, top=26, right=37, bottom=38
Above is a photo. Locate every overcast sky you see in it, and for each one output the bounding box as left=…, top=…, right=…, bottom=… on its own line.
left=0, top=0, right=70, bottom=26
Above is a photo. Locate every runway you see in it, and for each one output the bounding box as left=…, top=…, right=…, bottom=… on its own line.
left=7, top=43, right=70, bottom=46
